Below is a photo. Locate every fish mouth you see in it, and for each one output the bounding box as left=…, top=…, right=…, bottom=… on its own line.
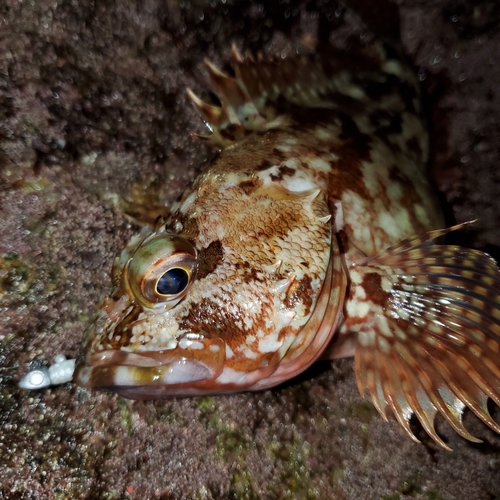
left=74, top=337, right=226, bottom=395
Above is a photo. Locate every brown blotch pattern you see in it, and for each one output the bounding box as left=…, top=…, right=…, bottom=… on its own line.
left=284, top=275, right=313, bottom=316
left=270, top=165, right=296, bottom=182
left=179, top=296, right=266, bottom=364
left=238, top=177, right=262, bottom=195
left=255, top=158, right=275, bottom=171
left=234, top=260, right=266, bottom=284
left=358, top=273, right=388, bottom=308
left=196, top=240, right=224, bottom=280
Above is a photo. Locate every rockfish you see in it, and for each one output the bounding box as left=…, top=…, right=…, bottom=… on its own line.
left=21, top=40, right=500, bottom=450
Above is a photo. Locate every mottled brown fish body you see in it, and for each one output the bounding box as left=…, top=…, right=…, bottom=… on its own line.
left=74, top=43, right=500, bottom=450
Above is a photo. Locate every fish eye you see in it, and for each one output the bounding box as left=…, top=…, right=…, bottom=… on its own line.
left=156, top=267, right=190, bottom=296
left=125, top=233, right=197, bottom=308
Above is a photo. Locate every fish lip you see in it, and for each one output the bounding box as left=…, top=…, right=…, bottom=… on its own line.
left=74, top=334, right=226, bottom=389
left=74, top=358, right=213, bottom=389
left=85, top=330, right=224, bottom=369
left=86, top=349, right=181, bottom=368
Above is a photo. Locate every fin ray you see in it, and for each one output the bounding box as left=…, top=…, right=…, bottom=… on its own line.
left=188, top=40, right=411, bottom=147
left=353, top=226, right=500, bottom=449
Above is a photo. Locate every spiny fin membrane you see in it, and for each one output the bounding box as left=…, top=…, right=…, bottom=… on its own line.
left=354, top=223, right=500, bottom=450
left=187, top=47, right=325, bottom=146
left=187, top=43, right=410, bottom=146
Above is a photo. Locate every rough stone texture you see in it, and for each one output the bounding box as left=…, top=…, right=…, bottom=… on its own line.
left=1, top=0, right=499, bottom=499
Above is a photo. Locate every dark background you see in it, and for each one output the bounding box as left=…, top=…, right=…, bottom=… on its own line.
left=1, top=0, right=499, bottom=498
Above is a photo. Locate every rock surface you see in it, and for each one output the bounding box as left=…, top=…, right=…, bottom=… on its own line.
left=1, top=0, right=499, bottom=498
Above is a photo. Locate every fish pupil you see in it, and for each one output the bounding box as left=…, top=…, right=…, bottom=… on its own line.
left=156, top=268, right=189, bottom=295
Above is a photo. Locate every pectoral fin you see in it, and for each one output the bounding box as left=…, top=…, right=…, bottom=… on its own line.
left=350, top=224, right=500, bottom=450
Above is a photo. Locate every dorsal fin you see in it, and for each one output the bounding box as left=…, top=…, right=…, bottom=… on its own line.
left=187, top=42, right=417, bottom=147
left=185, top=51, right=340, bottom=147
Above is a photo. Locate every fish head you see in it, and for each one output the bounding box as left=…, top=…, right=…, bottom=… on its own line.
left=74, top=180, right=346, bottom=399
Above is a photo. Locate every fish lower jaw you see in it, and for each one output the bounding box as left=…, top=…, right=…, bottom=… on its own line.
left=73, top=347, right=285, bottom=399
left=73, top=344, right=226, bottom=392
left=74, top=359, right=214, bottom=391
